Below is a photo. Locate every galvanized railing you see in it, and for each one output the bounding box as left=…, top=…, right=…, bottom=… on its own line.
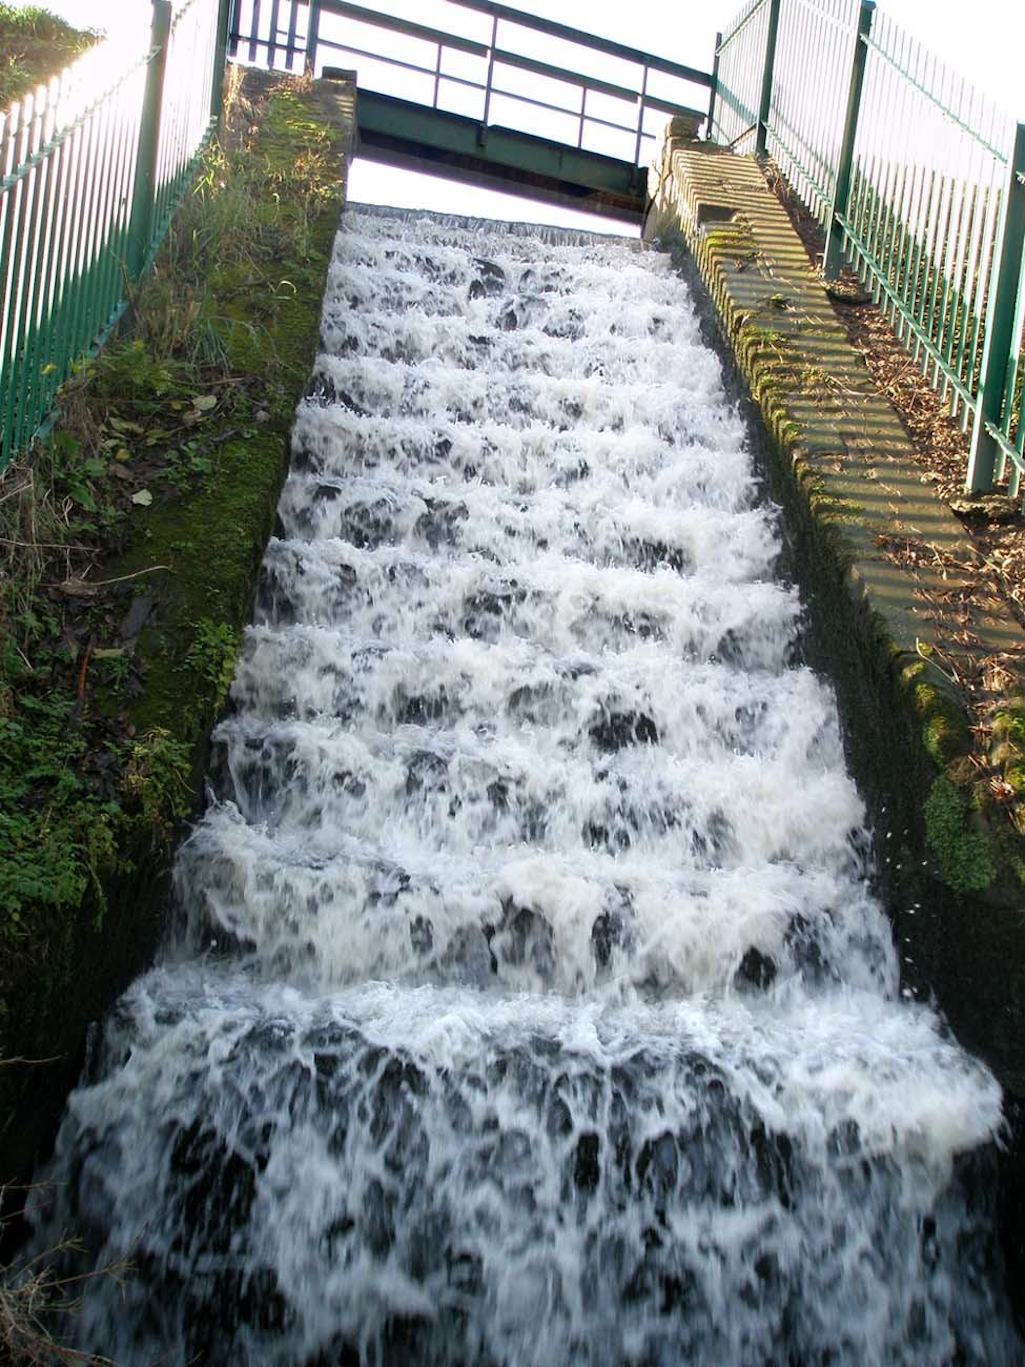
left=227, top=0, right=714, bottom=168
left=711, top=0, right=1025, bottom=503
left=0, top=0, right=229, bottom=471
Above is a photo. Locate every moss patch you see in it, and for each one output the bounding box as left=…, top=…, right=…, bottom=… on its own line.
left=924, top=776, right=997, bottom=894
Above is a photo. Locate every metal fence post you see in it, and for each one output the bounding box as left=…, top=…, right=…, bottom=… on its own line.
left=226, top=0, right=242, bottom=60
left=966, top=121, right=1025, bottom=493
left=823, top=0, right=874, bottom=279
left=306, top=0, right=322, bottom=75
left=127, top=0, right=172, bottom=281
left=755, top=0, right=780, bottom=157
left=211, top=0, right=233, bottom=121
left=706, top=31, right=721, bottom=142
left=482, top=14, right=499, bottom=130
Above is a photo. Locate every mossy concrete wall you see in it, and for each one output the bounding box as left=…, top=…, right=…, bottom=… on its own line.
left=645, top=132, right=1025, bottom=1302
left=0, top=71, right=357, bottom=1196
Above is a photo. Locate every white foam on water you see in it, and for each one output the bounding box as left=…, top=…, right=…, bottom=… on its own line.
left=31, top=204, right=1020, bottom=1366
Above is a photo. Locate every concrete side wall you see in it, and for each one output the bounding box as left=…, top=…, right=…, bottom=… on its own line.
left=644, top=135, right=1025, bottom=1296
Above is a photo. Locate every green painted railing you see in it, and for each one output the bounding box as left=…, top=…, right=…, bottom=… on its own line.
left=227, top=0, right=714, bottom=170
left=0, top=0, right=228, bottom=471
left=711, top=0, right=1025, bottom=504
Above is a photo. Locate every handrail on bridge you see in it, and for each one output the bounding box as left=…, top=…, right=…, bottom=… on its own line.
left=228, top=0, right=716, bottom=167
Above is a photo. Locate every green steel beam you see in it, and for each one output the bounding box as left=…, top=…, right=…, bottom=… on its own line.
left=354, top=91, right=647, bottom=218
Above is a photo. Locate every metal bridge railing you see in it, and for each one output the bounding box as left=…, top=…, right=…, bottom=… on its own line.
left=227, top=0, right=714, bottom=169
left=711, top=0, right=1025, bottom=505
left=0, top=0, right=229, bottom=471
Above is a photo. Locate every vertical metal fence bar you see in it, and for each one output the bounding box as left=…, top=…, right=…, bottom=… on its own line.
left=8, top=100, right=49, bottom=457
left=47, top=107, right=93, bottom=402
left=928, top=179, right=957, bottom=388
left=74, top=96, right=114, bottom=381
left=966, top=175, right=1001, bottom=423
left=32, top=104, right=77, bottom=415
left=817, top=0, right=839, bottom=202
left=903, top=184, right=927, bottom=352
left=885, top=29, right=915, bottom=318
left=939, top=141, right=966, bottom=367
left=1013, top=270, right=1025, bottom=478
left=1001, top=252, right=1025, bottom=473
left=283, top=0, right=300, bottom=70
left=967, top=122, right=1025, bottom=492
left=1, top=100, right=37, bottom=463
left=154, top=21, right=186, bottom=235
left=89, top=95, right=124, bottom=349
left=15, top=91, right=58, bottom=455
left=863, top=27, right=896, bottom=283
left=935, top=79, right=967, bottom=397
left=128, top=1, right=172, bottom=280
left=268, top=0, right=281, bottom=67
left=952, top=122, right=986, bottom=409
left=894, top=37, right=923, bottom=323
left=887, top=121, right=914, bottom=324
left=213, top=0, right=233, bottom=116
left=707, top=33, right=721, bottom=139
left=949, top=179, right=976, bottom=417
left=823, top=0, right=873, bottom=278
left=482, top=15, right=499, bottom=128
left=633, top=67, right=648, bottom=164
left=248, top=0, right=262, bottom=63
left=227, top=0, right=242, bottom=58
left=755, top=0, right=780, bottom=157
left=0, top=104, right=28, bottom=438
left=107, top=72, right=141, bottom=286
left=306, top=0, right=321, bottom=74
left=913, top=168, right=940, bottom=360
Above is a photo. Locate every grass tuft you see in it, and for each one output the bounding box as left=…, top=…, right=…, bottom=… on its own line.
left=0, top=4, right=97, bottom=111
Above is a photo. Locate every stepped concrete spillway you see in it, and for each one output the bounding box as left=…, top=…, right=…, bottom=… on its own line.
left=31, top=207, right=1020, bottom=1363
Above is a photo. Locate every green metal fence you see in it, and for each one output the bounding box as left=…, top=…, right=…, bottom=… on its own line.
left=710, top=0, right=1025, bottom=504
left=0, top=0, right=228, bottom=471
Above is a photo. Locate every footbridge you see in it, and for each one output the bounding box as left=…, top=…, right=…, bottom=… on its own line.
left=227, top=0, right=717, bottom=220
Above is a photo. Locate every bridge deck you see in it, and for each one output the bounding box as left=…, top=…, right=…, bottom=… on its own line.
left=229, top=0, right=714, bottom=221
left=353, top=90, right=648, bottom=221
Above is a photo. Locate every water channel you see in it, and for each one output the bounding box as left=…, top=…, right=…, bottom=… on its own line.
left=33, top=207, right=1021, bottom=1363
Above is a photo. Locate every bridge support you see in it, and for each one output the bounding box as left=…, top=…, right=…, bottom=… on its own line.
left=351, top=91, right=648, bottom=222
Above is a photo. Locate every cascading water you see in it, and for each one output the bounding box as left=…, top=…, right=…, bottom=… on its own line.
left=32, top=207, right=1020, bottom=1365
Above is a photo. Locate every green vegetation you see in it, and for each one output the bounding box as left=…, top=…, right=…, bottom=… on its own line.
left=0, top=70, right=352, bottom=1214
left=991, top=699, right=1025, bottom=789
left=0, top=4, right=97, bottom=110
left=906, top=662, right=972, bottom=769
left=923, top=775, right=997, bottom=894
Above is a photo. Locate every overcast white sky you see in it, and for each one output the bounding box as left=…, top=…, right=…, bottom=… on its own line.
left=24, top=0, right=1025, bottom=232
